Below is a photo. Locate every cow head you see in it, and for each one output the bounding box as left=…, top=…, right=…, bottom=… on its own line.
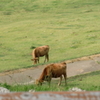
left=31, top=58, right=39, bottom=64
left=35, top=79, right=42, bottom=85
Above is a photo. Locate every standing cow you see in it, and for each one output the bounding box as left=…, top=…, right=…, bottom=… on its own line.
left=35, top=62, right=67, bottom=86
left=31, top=45, right=49, bottom=64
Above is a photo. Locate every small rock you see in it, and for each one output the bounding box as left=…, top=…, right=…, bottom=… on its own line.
left=68, top=87, right=85, bottom=92
left=29, top=89, right=35, bottom=92
left=0, top=87, right=10, bottom=93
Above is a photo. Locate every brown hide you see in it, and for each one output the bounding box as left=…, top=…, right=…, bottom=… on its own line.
left=36, top=62, right=67, bottom=86
left=31, top=45, right=49, bottom=64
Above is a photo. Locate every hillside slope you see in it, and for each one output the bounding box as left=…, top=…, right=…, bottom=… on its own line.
left=0, top=0, right=100, bottom=72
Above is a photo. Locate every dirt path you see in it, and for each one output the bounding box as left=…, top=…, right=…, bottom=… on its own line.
left=0, top=54, right=100, bottom=85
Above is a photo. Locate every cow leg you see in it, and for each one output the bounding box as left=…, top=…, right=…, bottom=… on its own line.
left=44, top=54, right=49, bottom=63
left=37, top=57, right=39, bottom=63
left=46, top=54, right=49, bottom=62
left=48, top=78, right=51, bottom=87
left=45, top=75, right=51, bottom=86
left=44, top=55, right=47, bottom=63
left=64, top=73, right=67, bottom=86
left=58, top=76, right=62, bottom=86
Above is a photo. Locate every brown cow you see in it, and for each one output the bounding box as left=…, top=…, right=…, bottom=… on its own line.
left=31, top=45, right=49, bottom=64
left=35, top=62, right=67, bottom=86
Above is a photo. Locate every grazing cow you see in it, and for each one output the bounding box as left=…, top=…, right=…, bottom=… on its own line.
left=31, top=45, right=49, bottom=64
left=35, top=62, right=67, bottom=86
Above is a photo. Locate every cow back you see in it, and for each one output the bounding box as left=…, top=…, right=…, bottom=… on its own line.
left=35, top=45, right=49, bottom=57
left=38, top=62, right=66, bottom=79
left=47, top=62, right=66, bottom=78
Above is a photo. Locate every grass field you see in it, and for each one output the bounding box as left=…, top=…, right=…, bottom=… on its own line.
left=0, top=0, right=100, bottom=72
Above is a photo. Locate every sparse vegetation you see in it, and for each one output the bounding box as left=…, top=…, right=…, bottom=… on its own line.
left=0, top=70, right=100, bottom=91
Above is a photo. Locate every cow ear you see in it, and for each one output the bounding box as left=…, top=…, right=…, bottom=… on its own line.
left=45, top=75, right=49, bottom=79
left=45, top=76, right=48, bottom=80
left=45, top=75, right=51, bottom=81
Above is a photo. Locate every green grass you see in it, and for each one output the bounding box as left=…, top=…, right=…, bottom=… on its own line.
left=0, top=0, right=100, bottom=72
left=1, top=70, right=100, bottom=91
